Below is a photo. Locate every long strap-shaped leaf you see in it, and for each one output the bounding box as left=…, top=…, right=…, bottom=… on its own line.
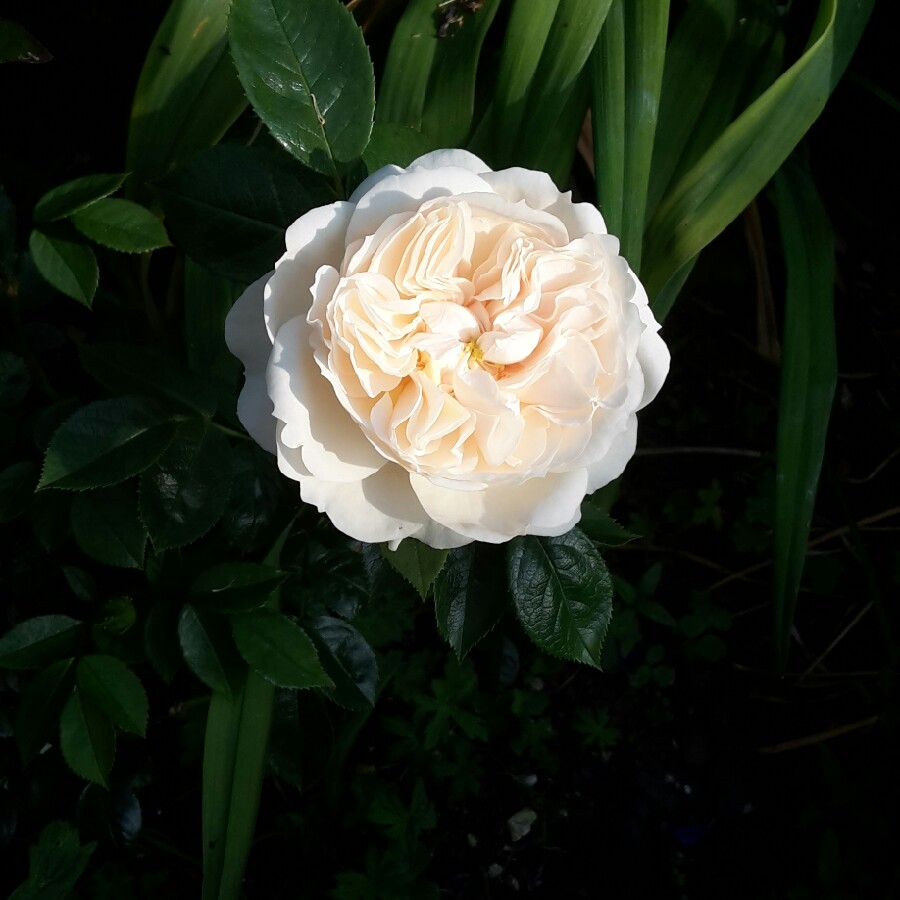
left=126, top=0, right=248, bottom=194
left=201, top=525, right=290, bottom=900
left=642, top=0, right=874, bottom=307
left=591, top=0, right=669, bottom=270
left=771, top=159, right=836, bottom=672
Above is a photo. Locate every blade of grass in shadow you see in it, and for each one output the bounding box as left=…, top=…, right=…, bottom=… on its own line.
left=642, top=0, right=874, bottom=304
left=771, top=158, right=836, bottom=672
left=126, top=0, right=248, bottom=196
left=419, top=0, right=502, bottom=147
left=591, top=0, right=669, bottom=270
left=485, top=0, right=561, bottom=162
left=201, top=522, right=292, bottom=900
left=512, top=0, right=612, bottom=174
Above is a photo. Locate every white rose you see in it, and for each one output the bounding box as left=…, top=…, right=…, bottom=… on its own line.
left=225, top=150, right=669, bottom=549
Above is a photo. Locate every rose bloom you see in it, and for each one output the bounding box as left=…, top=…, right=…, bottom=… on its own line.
left=225, top=150, right=669, bottom=549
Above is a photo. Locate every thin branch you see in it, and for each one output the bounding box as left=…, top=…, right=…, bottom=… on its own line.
left=796, top=602, right=874, bottom=685
left=758, top=715, right=880, bottom=754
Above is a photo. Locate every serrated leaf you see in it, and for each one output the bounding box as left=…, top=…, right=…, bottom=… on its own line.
left=380, top=540, right=448, bottom=599
left=231, top=610, right=333, bottom=690
left=59, top=690, right=115, bottom=787
left=190, top=562, right=287, bottom=613
left=39, top=397, right=174, bottom=490
left=178, top=604, right=243, bottom=698
left=434, top=546, right=507, bottom=658
left=70, top=485, right=147, bottom=569
left=79, top=341, right=217, bottom=418
left=578, top=504, right=638, bottom=546
left=76, top=655, right=148, bottom=736
left=70, top=198, right=170, bottom=253
left=28, top=227, right=98, bottom=307
left=228, top=0, right=375, bottom=177
left=156, top=143, right=335, bottom=283
left=507, top=528, right=613, bottom=668
left=140, top=419, right=231, bottom=550
left=310, top=616, right=377, bottom=710
left=15, top=658, right=76, bottom=762
left=0, top=616, right=83, bottom=670
left=222, top=443, right=283, bottom=551
left=32, top=173, right=127, bottom=224
left=7, top=821, right=95, bottom=900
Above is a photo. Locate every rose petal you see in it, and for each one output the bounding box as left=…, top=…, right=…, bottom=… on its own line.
left=268, top=316, right=386, bottom=482
left=225, top=274, right=277, bottom=453
left=265, top=201, right=355, bottom=340
left=408, top=149, right=492, bottom=175
left=409, top=468, right=588, bottom=543
left=584, top=414, right=638, bottom=493
left=300, top=463, right=429, bottom=545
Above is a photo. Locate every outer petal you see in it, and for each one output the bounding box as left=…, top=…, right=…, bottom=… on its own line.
left=481, top=167, right=563, bottom=210
left=225, top=273, right=277, bottom=453
left=584, top=414, right=638, bottom=492
left=409, top=469, right=588, bottom=543
left=407, top=149, right=492, bottom=174
left=299, top=464, right=429, bottom=545
left=545, top=197, right=609, bottom=240
left=344, top=167, right=493, bottom=248
left=268, top=316, right=386, bottom=482
left=265, top=201, right=355, bottom=340
left=631, top=278, right=671, bottom=409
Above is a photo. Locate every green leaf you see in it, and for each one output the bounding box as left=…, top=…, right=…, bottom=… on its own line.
left=310, top=616, right=378, bottom=710
left=178, top=604, right=244, bottom=698
left=15, top=658, right=76, bottom=763
left=222, top=443, right=283, bottom=551
left=0, top=460, right=38, bottom=523
left=0, top=616, right=83, bottom=670
left=39, top=397, right=174, bottom=490
left=70, top=485, right=147, bottom=569
left=7, top=821, right=95, bottom=900
left=380, top=540, right=448, bottom=599
left=76, top=655, right=149, bottom=736
left=140, top=419, right=231, bottom=550
left=59, top=689, right=115, bottom=787
left=231, top=609, right=333, bottom=690
left=156, top=143, right=334, bottom=283
left=434, top=546, right=508, bottom=658
left=79, top=341, right=217, bottom=418
left=591, top=0, right=668, bottom=269
left=361, top=123, right=437, bottom=175
left=126, top=0, right=248, bottom=193
left=419, top=0, right=503, bottom=147
left=190, top=561, right=287, bottom=613
left=577, top=504, right=638, bottom=546
left=28, top=227, right=98, bottom=307
left=69, top=198, right=170, bottom=253
left=184, top=260, right=242, bottom=383
left=32, top=173, right=127, bottom=224
left=642, top=0, right=875, bottom=301
left=771, top=159, right=836, bottom=671
left=228, top=0, right=375, bottom=178
left=0, top=351, right=30, bottom=406
left=507, top=528, right=613, bottom=667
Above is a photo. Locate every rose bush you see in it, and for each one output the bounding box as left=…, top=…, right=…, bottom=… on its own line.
left=226, top=150, right=669, bottom=548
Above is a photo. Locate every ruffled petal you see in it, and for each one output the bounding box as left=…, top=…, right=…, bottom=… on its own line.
left=268, top=316, right=386, bottom=482
left=407, top=149, right=492, bottom=175
left=409, top=469, right=588, bottom=543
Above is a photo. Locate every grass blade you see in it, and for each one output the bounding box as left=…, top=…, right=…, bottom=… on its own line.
left=771, top=158, right=836, bottom=672
left=642, top=0, right=874, bottom=302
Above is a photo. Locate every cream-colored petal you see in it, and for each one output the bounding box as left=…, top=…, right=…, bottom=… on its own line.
left=300, top=464, right=428, bottom=545
left=266, top=202, right=355, bottom=340
left=268, top=316, right=386, bottom=482
left=345, top=168, right=492, bottom=249
left=409, top=469, right=588, bottom=543
left=480, top=167, right=563, bottom=210
left=544, top=196, right=609, bottom=240
left=407, top=149, right=492, bottom=175
left=584, top=414, right=638, bottom=492
left=225, top=274, right=277, bottom=453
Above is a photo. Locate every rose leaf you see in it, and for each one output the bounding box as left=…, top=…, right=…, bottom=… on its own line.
left=507, top=528, right=613, bottom=669
left=69, top=198, right=170, bottom=253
